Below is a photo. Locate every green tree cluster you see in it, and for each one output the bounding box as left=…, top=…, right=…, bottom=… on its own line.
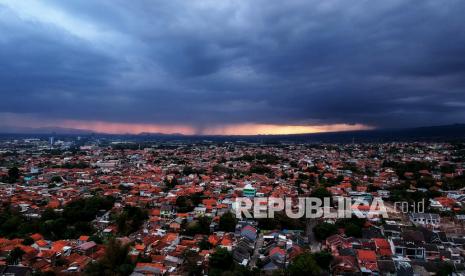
left=85, top=239, right=134, bottom=276
left=218, top=212, right=237, bottom=232
left=184, top=216, right=211, bottom=236
left=0, top=196, right=114, bottom=240
left=115, top=206, right=148, bottom=236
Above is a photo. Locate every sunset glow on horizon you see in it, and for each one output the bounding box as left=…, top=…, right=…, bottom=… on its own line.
left=0, top=113, right=373, bottom=135
left=54, top=120, right=373, bottom=135
left=203, top=123, right=373, bottom=135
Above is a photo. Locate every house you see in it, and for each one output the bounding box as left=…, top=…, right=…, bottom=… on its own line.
left=193, top=206, right=207, bottom=216
left=331, top=255, right=359, bottom=274
left=219, top=236, right=233, bottom=251
left=418, top=227, right=442, bottom=244
left=393, top=258, right=414, bottom=275
left=34, top=240, right=51, bottom=251
left=133, top=263, right=166, bottom=275
left=429, top=197, right=457, bottom=211
left=77, top=241, right=97, bottom=256
left=232, top=238, right=254, bottom=265
left=269, top=247, right=286, bottom=264
left=64, top=253, right=92, bottom=273
left=447, top=247, right=463, bottom=264
left=391, top=239, right=425, bottom=260
left=325, top=234, right=354, bottom=255
left=382, top=224, right=401, bottom=238
left=373, top=238, right=392, bottom=258
left=169, top=222, right=181, bottom=232
left=409, top=213, right=440, bottom=228
left=160, top=204, right=175, bottom=219
left=164, top=255, right=183, bottom=267
left=240, top=225, right=257, bottom=241
left=30, top=233, right=44, bottom=242
left=356, top=249, right=378, bottom=274
left=78, top=236, right=90, bottom=245
left=377, top=190, right=390, bottom=199
left=262, top=258, right=281, bottom=272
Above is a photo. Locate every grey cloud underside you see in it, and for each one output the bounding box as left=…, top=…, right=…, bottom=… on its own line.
left=1, top=0, right=465, bottom=128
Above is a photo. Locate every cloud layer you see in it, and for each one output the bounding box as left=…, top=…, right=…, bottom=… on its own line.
left=1, top=0, right=465, bottom=134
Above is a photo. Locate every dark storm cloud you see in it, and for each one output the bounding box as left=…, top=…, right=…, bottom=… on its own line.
left=1, top=0, right=465, bottom=129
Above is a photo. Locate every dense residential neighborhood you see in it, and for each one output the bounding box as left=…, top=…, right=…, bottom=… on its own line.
left=2, top=0, right=465, bottom=275
left=0, top=136, right=464, bottom=275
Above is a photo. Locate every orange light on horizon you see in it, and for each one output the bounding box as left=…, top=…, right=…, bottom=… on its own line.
left=203, top=123, right=373, bottom=135
left=0, top=113, right=373, bottom=135
left=59, top=120, right=372, bottom=135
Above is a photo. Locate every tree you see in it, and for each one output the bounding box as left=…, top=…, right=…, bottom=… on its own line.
left=7, top=247, right=25, bottom=265
left=85, top=239, right=134, bottom=276
left=311, top=187, right=331, bottom=200
left=190, top=192, right=203, bottom=206
left=436, top=261, right=454, bottom=276
left=165, top=177, right=178, bottom=189
left=116, top=212, right=129, bottom=235
left=209, top=248, right=233, bottom=274
left=287, top=253, right=321, bottom=276
left=176, top=196, right=194, bottom=213
left=42, top=208, right=59, bottom=221
left=22, top=237, right=34, bottom=246
left=63, top=196, right=115, bottom=222
left=336, top=218, right=365, bottom=238
left=313, top=222, right=337, bottom=241
left=198, top=238, right=212, bottom=250
left=249, top=165, right=272, bottom=175
left=115, top=206, right=148, bottom=236
left=0, top=196, right=114, bottom=240
left=344, top=223, right=362, bottom=238
left=51, top=176, right=62, bottom=183
left=184, top=216, right=211, bottom=236
left=257, top=212, right=305, bottom=231
left=440, top=164, right=456, bottom=174
left=218, top=212, right=236, bottom=232
left=184, top=250, right=203, bottom=276
left=7, top=167, right=20, bottom=183
left=313, top=251, right=333, bottom=270
left=89, top=235, right=103, bottom=244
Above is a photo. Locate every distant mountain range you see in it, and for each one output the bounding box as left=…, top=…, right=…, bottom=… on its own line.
left=1, top=124, right=465, bottom=143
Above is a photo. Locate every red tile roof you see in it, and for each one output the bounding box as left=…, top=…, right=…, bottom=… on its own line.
left=357, top=249, right=376, bottom=262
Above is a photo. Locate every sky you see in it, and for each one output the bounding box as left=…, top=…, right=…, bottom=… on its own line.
left=0, top=0, right=465, bottom=135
